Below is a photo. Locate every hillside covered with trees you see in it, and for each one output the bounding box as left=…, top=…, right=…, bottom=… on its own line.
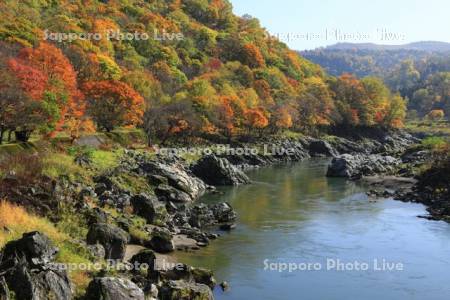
left=302, top=44, right=450, bottom=119
left=0, top=0, right=407, bottom=145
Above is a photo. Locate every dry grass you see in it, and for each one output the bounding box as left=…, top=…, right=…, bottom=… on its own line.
left=0, top=200, right=92, bottom=296
left=0, top=200, right=66, bottom=247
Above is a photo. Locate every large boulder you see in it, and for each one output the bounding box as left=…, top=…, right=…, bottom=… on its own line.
left=140, top=161, right=207, bottom=201
left=159, top=280, right=213, bottom=300
left=130, top=194, right=168, bottom=224
left=191, top=155, right=250, bottom=186
left=210, top=202, right=236, bottom=223
left=0, top=232, right=72, bottom=300
left=129, top=249, right=159, bottom=281
left=84, top=277, right=144, bottom=300
left=147, top=227, right=175, bottom=253
left=87, top=223, right=129, bottom=260
left=327, top=154, right=400, bottom=179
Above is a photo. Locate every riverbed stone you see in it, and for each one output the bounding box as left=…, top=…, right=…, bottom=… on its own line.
left=327, top=154, right=400, bottom=179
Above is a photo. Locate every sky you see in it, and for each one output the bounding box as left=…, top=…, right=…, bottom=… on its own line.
left=230, top=0, right=450, bottom=50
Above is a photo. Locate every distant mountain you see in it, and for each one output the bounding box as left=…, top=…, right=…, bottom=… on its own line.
left=300, top=42, right=450, bottom=118
left=325, top=41, right=450, bottom=52
left=300, top=42, right=450, bottom=79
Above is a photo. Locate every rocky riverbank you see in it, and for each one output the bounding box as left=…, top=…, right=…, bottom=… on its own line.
left=0, top=129, right=428, bottom=299
left=325, top=130, right=450, bottom=223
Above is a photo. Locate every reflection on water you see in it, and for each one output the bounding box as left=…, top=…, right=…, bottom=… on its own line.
left=173, top=159, right=450, bottom=300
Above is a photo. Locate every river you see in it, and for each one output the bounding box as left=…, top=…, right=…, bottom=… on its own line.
left=173, top=159, right=450, bottom=300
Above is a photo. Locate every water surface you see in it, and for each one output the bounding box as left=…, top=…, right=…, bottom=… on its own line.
left=174, top=159, right=450, bottom=300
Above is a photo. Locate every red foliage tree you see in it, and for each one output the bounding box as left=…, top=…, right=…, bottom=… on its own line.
left=13, top=42, right=86, bottom=134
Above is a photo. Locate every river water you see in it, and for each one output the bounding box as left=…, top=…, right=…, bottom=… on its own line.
left=174, top=159, right=450, bottom=300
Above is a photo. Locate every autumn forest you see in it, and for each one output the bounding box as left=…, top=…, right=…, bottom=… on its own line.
left=0, top=0, right=407, bottom=145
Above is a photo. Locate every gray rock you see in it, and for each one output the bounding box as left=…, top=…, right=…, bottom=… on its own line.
left=87, top=223, right=129, bottom=260
left=0, top=277, right=9, bottom=300
left=220, top=281, right=230, bottom=291
left=159, top=280, right=213, bottom=300
left=191, top=155, right=250, bottom=186
left=147, top=227, right=175, bottom=253
left=129, top=249, right=156, bottom=273
left=155, top=184, right=192, bottom=203
left=191, top=268, right=216, bottom=289
left=210, top=202, right=236, bottom=223
left=308, top=140, right=339, bottom=157
left=327, top=154, right=400, bottom=179
left=87, top=244, right=106, bottom=260
left=141, top=161, right=207, bottom=200
left=0, top=232, right=72, bottom=300
left=130, top=194, right=168, bottom=224
left=85, top=277, right=144, bottom=300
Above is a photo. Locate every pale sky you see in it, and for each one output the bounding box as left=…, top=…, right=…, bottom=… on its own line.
left=230, top=0, right=450, bottom=50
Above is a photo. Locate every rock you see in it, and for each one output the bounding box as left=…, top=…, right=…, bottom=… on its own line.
left=74, top=153, right=92, bottom=167
left=191, top=268, right=216, bottom=289
left=130, top=194, right=168, bottom=224
left=191, top=155, right=250, bottom=186
left=308, top=140, right=339, bottom=157
left=328, top=136, right=368, bottom=155
left=0, top=232, right=72, bottom=300
left=85, top=277, right=144, bottom=300
left=86, top=207, right=109, bottom=225
left=0, top=277, right=9, bottom=300
left=219, top=223, right=236, bottom=231
left=147, top=227, right=175, bottom=253
left=129, top=249, right=157, bottom=273
left=220, top=281, right=230, bottom=291
left=87, top=223, right=130, bottom=260
left=87, top=243, right=106, bottom=260
left=159, top=280, right=213, bottom=300
left=148, top=175, right=168, bottom=186
left=155, top=184, right=192, bottom=203
left=210, top=202, right=236, bottom=223
left=149, top=283, right=159, bottom=299
left=188, top=204, right=216, bottom=228
left=327, top=154, right=400, bottom=179
left=140, top=161, right=207, bottom=200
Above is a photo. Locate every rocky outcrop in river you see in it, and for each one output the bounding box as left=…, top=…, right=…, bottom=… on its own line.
left=327, top=154, right=401, bottom=179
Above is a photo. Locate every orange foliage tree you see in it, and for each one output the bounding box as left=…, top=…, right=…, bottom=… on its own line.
left=241, top=44, right=265, bottom=69
left=244, top=107, right=269, bottom=132
left=83, top=80, right=144, bottom=132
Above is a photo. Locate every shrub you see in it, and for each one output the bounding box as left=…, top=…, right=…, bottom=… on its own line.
left=0, top=151, right=43, bottom=185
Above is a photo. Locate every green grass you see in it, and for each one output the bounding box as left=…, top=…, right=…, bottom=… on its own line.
left=406, top=121, right=450, bottom=137
left=112, top=172, right=153, bottom=194
left=90, top=149, right=120, bottom=172
left=421, top=136, right=449, bottom=150
left=42, top=152, right=90, bottom=182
